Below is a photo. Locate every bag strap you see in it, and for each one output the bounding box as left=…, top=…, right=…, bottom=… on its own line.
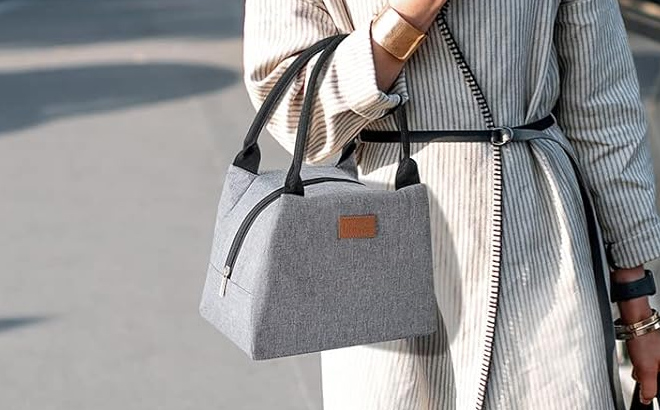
left=232, top=34, right=343, bottom=174
left=282, top=35, right=421, bottom=195
left=393, top=103, right=421, bottom=189
left=283, top=34, right=349, bottom=194
left=230, top=24, right=422, bottom=195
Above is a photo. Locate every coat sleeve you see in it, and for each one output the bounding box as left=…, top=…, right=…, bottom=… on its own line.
left=242, top=0, right=409, bottom=164
left=553, top=0, right=660, bottom=270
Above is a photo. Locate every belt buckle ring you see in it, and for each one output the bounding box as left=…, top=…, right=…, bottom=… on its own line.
left=491, top=126, right=514, bottom=146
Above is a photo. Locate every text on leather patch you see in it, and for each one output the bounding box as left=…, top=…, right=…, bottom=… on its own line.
left=338, top=214, right=377, bottom=239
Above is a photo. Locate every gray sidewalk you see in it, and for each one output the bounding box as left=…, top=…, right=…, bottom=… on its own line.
left=1, top=1, right=659, bottom=409
left=0, top=1, right=321, bottom=410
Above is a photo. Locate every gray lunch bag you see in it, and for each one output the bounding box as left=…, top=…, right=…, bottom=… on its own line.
left=199, top=33, right=439, bottom=360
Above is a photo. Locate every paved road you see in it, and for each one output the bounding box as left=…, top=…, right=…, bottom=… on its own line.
left=0, top=1, right=659, bottom=409
left=0, top=1, right=323, bottom=410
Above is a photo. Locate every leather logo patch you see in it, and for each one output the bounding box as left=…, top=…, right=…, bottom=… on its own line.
left=338, top=214, right=377, bottom=239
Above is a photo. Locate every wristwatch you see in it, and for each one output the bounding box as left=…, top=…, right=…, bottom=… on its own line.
left=609, top=269, right=657, bottom=303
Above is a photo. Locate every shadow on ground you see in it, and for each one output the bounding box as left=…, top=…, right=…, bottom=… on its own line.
left=0, top=316, right=50, bottom=334
left=0, top=63, right=238, bottom=135
left=0, top=0, right=243, bottom=48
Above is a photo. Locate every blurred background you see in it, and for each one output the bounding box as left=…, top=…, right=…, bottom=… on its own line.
left=0, top=1, right=659, bottom=409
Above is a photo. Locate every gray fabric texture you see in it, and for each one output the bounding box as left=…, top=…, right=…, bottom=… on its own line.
left=199, top=161, right=439, bottom=360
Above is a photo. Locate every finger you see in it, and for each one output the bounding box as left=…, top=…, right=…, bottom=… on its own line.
left=631, top=368, right=638, bottom=381
left=638, top=367, right=658, bottom=405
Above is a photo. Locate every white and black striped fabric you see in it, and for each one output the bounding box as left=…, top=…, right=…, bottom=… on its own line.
left=241, top=0, right=660, bottom=409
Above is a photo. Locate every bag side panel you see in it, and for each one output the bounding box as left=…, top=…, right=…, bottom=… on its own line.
left=251, top=182, right=439, bottom=359
left=199, top=262, right=255, bottom=358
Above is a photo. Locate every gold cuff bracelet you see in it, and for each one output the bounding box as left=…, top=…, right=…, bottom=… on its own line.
left=370, top=4, right=428, bottom=61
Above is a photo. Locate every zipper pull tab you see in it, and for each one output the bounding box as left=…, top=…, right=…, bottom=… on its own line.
left=219, top=265, right=231, bottom=297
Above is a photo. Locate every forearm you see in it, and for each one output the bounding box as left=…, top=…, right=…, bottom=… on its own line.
left=244, top=0, right=446, bottom=163
left=372, top=0, right=446, bottom=92
left=613, top=265, right=654, bottom=323
left=554, top=0, right=660, bottom=270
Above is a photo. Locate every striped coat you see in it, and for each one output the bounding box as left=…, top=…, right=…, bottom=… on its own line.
left=241, top=0, right=660, bottom=409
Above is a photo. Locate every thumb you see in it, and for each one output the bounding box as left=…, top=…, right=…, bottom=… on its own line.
left=638, top=367, right=658, bottom=405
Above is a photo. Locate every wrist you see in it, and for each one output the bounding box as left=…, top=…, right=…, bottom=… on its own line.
left=618, top=296, right=653, bottom=324
left=611, top=264, right=645, bottom=283
left=388, top=0, right=444, bottom=32
left=614, top=308, right=660, bottom=340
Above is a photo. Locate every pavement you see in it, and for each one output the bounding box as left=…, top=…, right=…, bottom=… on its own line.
left=0, top=1, right=322, bottom=410
left=0, top=1, right=659, bottom=409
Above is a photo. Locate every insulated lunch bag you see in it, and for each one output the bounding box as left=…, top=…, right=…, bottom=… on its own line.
left=199, top=33, right=439, bottom=360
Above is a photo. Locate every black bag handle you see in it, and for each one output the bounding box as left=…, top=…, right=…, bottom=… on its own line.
left=234, top=32, right=421, bottom=195
left=393, top=102, right=421, bottom=190
left=233, top=34, right=343, bottom=173
left=282, top=34, right=349, bottom=194
left=282, top=36, right=420, bottom=195
left=333, top=99, right=417, bottom=188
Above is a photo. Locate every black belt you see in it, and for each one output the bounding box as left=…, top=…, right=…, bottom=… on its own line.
left=358, top=113, right=556, bottom=144
left=352, top=109, right=625, bottom=409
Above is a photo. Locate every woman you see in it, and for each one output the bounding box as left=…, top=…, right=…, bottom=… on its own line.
left=242, top=0, right=660, bottom=408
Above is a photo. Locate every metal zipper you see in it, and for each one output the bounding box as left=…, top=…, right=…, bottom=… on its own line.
left=218, top=176, right=364, bottom=297
left=437, top=3, right=506, bottom=409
